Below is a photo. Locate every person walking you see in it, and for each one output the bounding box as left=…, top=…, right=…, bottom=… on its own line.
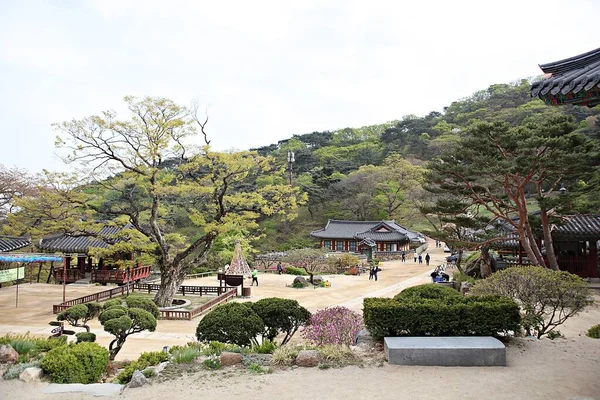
left=251, top=267, right=259, bottom=286
left=413, top=252, right=418, bottom=262
left=368, top=266, right=374, bottom=280
left=276, top=262, right=283, bottom=275
left=372, top=265, right=378, bottom=281
left=418, top=254, right=423, bottom=264
left=425, top=252, right=431, bottom=266
left=401, top=251, right=406, bottom=262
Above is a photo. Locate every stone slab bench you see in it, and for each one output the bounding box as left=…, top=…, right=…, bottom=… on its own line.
left=384, top=336, right=506, bottom=366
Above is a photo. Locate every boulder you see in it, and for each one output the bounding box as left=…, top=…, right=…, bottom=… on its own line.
left=220, top=351, right=242, bottom=366
left=0, top=345, right=18, bottom=364
left=293, top=276, right=308, bottom=285
left=127, top=370, right=148, bottom=388
left=19, top=367, right=43, bottom=383
left=312, top=275, right=324, bottom=285
left=154, top=361, right=170, bottom=376
left=460, top=282, right=473, bottom=296
left=355, top=328, right=375, bottom=349
left=295, top=350, right=320, bottom=367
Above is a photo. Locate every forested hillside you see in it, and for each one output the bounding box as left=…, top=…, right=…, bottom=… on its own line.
left=253, top=79, right=600, bottom=252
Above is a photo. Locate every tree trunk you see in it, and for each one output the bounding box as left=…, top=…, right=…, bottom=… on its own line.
left=153, top=262, right=187, bottom=307
left=47, top=262, right=54, bottom=284
left=108, top=337, right=124, bottom=361
left=479, top=247, right=492, bottom=278
left=455, top=249, right=464, bottom=274
left=37, top=263, right=43, bottom=283
left=524, top=220, right=547, bottom=266
left=539, top=207, right=560, bottom=271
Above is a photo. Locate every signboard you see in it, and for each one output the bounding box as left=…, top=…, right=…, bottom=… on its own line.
left=0, top=267, right=25, bottom=283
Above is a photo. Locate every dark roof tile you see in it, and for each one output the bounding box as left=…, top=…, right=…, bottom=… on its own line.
left=0, top=236, right=31, bottom=252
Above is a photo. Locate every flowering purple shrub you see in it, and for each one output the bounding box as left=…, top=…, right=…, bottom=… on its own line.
left=301, top=306, right=363, bottom=346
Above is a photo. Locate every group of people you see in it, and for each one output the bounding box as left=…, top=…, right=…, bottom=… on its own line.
left=430, top=266, right=450, bottom=282
left=368, top=265, right=381, bottom=281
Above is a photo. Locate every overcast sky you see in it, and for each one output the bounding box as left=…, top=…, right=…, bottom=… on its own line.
left=1, top=0, right=599, bottom=173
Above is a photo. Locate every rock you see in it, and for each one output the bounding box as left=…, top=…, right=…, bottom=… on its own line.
left=0, top=368, right=6, bottom=380
left=19, top=367, right=43, bottom=383
left=295, top=350, right=320, bottom=367
left=0, top=345, right=18, bottom=364
left=312, top=275, right=324, bottom=285
left=154, top=361, right=170, bottom=376
left=127, top=370, right=148, bottom=388
left=355, top=328, right=374, bottom=347
left=460, top=282, right=472, bottom=296
left=293, top=276, right=308, bottom=285
left=220, top=351, right=243, bottom=366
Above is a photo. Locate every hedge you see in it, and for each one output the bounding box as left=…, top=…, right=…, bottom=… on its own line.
left=394, top=284, right=460, bottom=301
left=363, top=295, right=520, bottom=338
left=285, top=266, right=308, bottom=276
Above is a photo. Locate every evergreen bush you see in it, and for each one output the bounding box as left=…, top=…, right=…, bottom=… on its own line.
left=587, top=324, right=600, bottom=339
left=196, top=302, right=264, bottom=346
left=394, top=284, right=460, bottom=301
left=251, top=298, right=311, bottom=345
left=363, top=295, right=520, bottom=338
left=285, top=266, right=308, bottom=276
left=75, top=332, right=97, bottom=343
left=40, top=343, right=108, bottom=384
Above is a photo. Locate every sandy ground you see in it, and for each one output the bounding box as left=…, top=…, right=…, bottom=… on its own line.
left=0, top=242, right=441, bottom=360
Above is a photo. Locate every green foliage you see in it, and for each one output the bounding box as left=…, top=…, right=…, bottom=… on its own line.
left=9, top=339, right=37, bottom=356
left=202, top=356, right=221, bottom=370
left=0, top=334, right=67, bottom=363
left=587, top=324, right=600, bottom=339
left=75, top=332, right=96, bottom=343
left=546, top=330, right=564, bottom=340
left=394, top=284, right=460, bottom=301
left=3, top=361, right=41, bottom=380
left=102, top=299, right=124, bottom=310
left=247, top=362, right=272, bottom=374
left=196, top=302, right=264, bottom=346
left=251, top=339, right=277, bottom=354
left=171, top=347, right=200, bottom=364
left=285, top=266, right=308, bottom=276
left=326, top=253, right=360, bottom=273
left=116, top=351, right=168, bottom=383
left=40, top=343, right=108, bottom=384
left=291, top=280, right=308, bottom=289
left=363, top=295, right=521, bottom=338
left=452, top=271, right=476, bottom=287
left=195, top=341, right=245, bottom=356
left=318, top=344, right=359, bottom=367
left=125, top=296, right=160, bottom=319
left=471, top=266, right=593, bottom=338
left=270, top=344, right=316, bottom=366
left=99, top=301, right=157, bottom=360
left=251, top=298, right=311, bottom=345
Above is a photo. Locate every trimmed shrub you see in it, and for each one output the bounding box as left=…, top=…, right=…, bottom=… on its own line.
left=301, top=306, right=363, bottom=346
left=75, top=332, right=97, bottom=343
left=587, top=324, right=600, bottom=339
left=394, top=284, right=460, bottom=301
left=196, top=303, right=264, bottom=346
left=363, top=295, right=521, bottom=338
left=285, top=266, right=308, bottom=276
left=57, top=303, right=101, bottom=333
left=125, top=296, right=160, bottom=319
left=471, top=266, right=592, bottom=338
left=251, top=298, right=311, bottom=345
left=40, top=343, right=108, bottom=384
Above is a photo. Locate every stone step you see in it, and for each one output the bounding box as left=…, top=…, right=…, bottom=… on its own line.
left=384, top=336, right=506, bottom=367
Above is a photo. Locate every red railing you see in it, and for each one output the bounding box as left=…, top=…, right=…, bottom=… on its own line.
left=52, top=269, right=85, bottom=283
left=134, top=283, right=227, bottom=296
left=160, top=288, right=238, bottom=320
left=91, top=265, right=152, bottom=284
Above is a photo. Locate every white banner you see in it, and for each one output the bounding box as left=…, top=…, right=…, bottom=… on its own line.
left=0, top=267, right=25, bottom=283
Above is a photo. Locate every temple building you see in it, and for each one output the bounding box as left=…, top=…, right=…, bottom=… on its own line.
left=310, top=220, right=421, bottom=259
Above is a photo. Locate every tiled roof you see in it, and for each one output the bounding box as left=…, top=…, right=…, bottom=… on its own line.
left=310, top=220, right=413, bottom=242
left=531, top=47, right=600, bottom=107
left=38, top=225, right=127, bottom=254
left=0, top=236, right=31, bottom=252
left=552, top=215, right=600, bottom=239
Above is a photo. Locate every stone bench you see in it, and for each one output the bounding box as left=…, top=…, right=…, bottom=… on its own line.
left=384, top=336, right=506, bottom=366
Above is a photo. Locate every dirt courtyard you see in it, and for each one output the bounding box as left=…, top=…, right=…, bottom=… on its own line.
left=0, top=242, right=443, bottom=360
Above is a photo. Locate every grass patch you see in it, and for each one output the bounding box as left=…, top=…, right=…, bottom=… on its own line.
left=247, top=362, right=272, bottom=374
left=171, top=347, right=200, bottom=364
left=271, top=344, right=316, bottom=366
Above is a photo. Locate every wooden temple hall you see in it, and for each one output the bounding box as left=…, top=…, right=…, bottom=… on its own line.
left=38, top=225, right=151, bottom=285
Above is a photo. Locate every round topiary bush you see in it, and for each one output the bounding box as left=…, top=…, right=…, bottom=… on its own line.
left=394, top=284, right=460, bottom=301
left=125, top=296, right=160, bottom=318
left=75, top=332, right=97, bottom=343
left=587, top=324, right=600, bottom=339
left=251, top=298, right=311, bottom=345
left=40, top=343, right=108, bottom=383
left=196, top=302, right=264, bottom=346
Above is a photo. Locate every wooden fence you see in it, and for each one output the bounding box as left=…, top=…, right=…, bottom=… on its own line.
left=52, top=284, right=238, bottom=320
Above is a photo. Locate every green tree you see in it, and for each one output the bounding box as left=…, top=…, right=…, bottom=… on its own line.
left=57, top=302, right=101, bottom=333
left=283, top=248, right=327, bottom=284
left=15, top=97, right=304, bottom=307
left=99, top=297, right=159, bottom=360
left=251, top=298, right=311, bottom=345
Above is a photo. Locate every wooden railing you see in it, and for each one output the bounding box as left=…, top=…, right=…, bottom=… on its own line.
left=52, top=269, right=85, bottom=283
left=91, top=266, right=152, bottom=284
left=53, top=286, right=129, bottom=314
left=133, top=283, right=229, bottom=296
left=160, top=288, right=238, bottom=320
left=53, top=283, right=238, bottom=320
